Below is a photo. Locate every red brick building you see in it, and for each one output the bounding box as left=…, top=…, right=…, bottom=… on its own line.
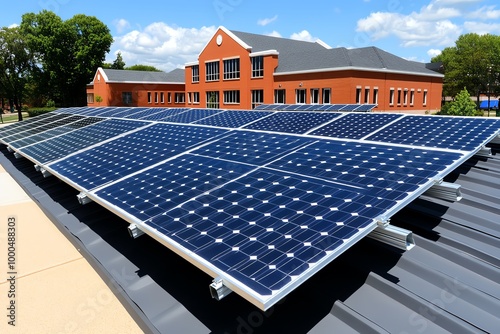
left=88, top=26, right=444, bottom=113
left=86, top=68, right=185, bottom=107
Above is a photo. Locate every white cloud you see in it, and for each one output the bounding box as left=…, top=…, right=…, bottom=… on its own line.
left=8, top=24, right=19, bottom=28
left=355, top=0, right=483, bottom=48
left=266, top=31, right=282, bottom=38
left=110, top=23, right=217, bottom=72
left=464, top=21, right=500, bottom=34
left=466, top=6, right=500, bottom=20
left=427, top=49, right=442, bottom=58
left=113, top=19, right=131, bottom=34
left=290, top=30, right=317, bottom=42
left=257, top=15, right=278, bottom=26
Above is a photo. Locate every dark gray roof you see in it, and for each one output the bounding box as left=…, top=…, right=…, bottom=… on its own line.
left=231, top=30, right=442, bottom=77
left=2, top=137, right=498, bottom=333
left=99, top=68, right=185, bottom=84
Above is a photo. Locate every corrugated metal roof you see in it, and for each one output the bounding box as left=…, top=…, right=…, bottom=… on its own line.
left=1, top=140, right=498, bottom=333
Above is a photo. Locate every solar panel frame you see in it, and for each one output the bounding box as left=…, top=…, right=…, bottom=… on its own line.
left=243, top=111, right=341, bottom=134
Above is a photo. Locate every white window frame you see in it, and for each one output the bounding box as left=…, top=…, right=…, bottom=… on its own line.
left=251, top=56, right=264, bottom=78
left=223, top=58, right=240, bottom=80
left=223, top=90, right=240, bottom=104
left=296, top=89, right=306, bottom=104
left=322, top=88, right=331, bottom=104
left=205, top=60, right=220, bottom=82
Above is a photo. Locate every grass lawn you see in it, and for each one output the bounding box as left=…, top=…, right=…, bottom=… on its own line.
left=0, top=112, right=29, bottom=124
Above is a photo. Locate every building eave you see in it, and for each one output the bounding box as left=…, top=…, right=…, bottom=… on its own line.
left=274, top=66, right=445, bottom=78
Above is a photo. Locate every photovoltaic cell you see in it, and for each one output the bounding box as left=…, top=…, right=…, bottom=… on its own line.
left=94, top=154, right=256, bottom=222
left=159, top=108, right=223, bottom=123
left=1, top=115, right=84, bottom=143
left=366, top=116, right=500, bottom=151
left=7, top=117, right=103, bottom=150
left=18, top=119, right=148, bottom=164
left=191, top=131, right=313, bottom=165
left=143, top=168, right=368, bottom=297
left=267, top=140, right=463, bottom=200
left=139, top=108, right=190, bottom=121
left=48, top=123, right=228, bottom=190
left=243, top=112, right=341, bottom=134
left=310, top=113, right=403, bottom=139
left=0, top=113, right=70, bottom=141
left=193, top=110, right=272, bottom=128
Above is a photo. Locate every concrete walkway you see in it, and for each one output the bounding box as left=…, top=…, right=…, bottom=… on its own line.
left=0, top=163, right=143, bottom=333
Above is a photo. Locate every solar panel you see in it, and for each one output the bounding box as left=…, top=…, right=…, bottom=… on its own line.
left=243, top=112, right=341, bottom=134
left=47, top=123, right=228, bottom=191
left=193, top=110, right=272, bottom=128
left=0, top=112, right=69, bottom=141
left=1, top=114, right=83, bottom=143
left=354, top=104, right=377, bottom=112
left=310, top=113, right=403, bottom=139
left=4, top=106, right=500, bottom=312
left=7, top=116, right=103, bottom=150
left=17, top=119, right=148, bottom=165
left=191, top=131, right=313, bottom=165
left=339, top=104, right=361, bottom=111
left=94, top=154, right=256, bottom=222
left=139, top=108, right=191, bottom=121
left=158, top=108, right=225, bottom=123
left=366, top=115, right=500, bottom=151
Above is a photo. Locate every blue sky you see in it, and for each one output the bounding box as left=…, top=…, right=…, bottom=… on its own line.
left=2, top=0, right=500, bottom=72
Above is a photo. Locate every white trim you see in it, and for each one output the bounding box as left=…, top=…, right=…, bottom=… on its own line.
left=315, top=39, right=331, bottom=49
left=195, top=26, right=252, bottom=63
left=185, top=61, right=199, bottom=67
left=222, top=56, right=240, bottom=61
left=105, top=81, right=183, bottom=85
left=250, top=50, right=279, bottom=57
left=96, top=67, right=108, bottom=82
left=274, top=66, right=444, bottom=78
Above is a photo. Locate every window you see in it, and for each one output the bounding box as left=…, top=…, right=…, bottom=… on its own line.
left=175, top=93, right=185, bottom=103
left=154, top=92, right=159, bottom=104
left=192, top=65, right=199, bottom=83
left=403, top=89, right=408, bottom=105
left=296, top=89, right=306, bottom=104
left=389, top=88, right=395, bottom=105
left=310, top=89, right=320, bottom=104
left=187, top=92, right=192, bottom=104
left=251, top=90, right=264, bottom=109
left=355, top=87, right=362, bottom=104
left=410, top=89, right=415, bottom=105
left=423, top=90, right=428, bottom=105
left=251, top=56, right=264, bottom=78
left=373, top=88, right=378, bottom=104
left=223, top=58, right=240, bottom=80
left=160, top=92, right=165, bottom=104
left=223, top=90, right=240, bottom=104
left=192, top=92, right=200, bottom=104
left=274, top=89, right=286, bottom=104
left=206, top=91, right=219, bottom=108
left=206, top=61, right=220, bottom=81
left=147, top=92, right=152, bottom=104
left=87, top=93, right=94, bottom=104
left=168, top=92, right=172, bottom=103
left=364, top=88, right=370, bottom=104
left=397, top=89, right=402, bottom=105
left=322, top=88, right=331, bottom=104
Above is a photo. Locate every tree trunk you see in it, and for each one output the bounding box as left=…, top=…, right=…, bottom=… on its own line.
left=14, top=97, right=22, bottom=121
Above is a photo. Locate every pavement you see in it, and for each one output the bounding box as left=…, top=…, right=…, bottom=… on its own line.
left=0, top=161, right=143, bottom=333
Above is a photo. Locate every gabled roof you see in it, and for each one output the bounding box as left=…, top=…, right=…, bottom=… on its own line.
left=229, top=29, right=443, bottom=77
left=93, top=67, right=185, bottom=84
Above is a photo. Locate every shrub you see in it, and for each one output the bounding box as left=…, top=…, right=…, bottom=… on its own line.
left=27, top=108, right=57, bottom=117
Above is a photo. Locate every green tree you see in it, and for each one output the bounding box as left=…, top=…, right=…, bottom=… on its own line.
left=446, top=88, right=478, bottom=116
left=125, top=64, right=162, bottom=72
left=20, top=10, right=113, bottom=106
left=111, top=51, right=125, bottom=69
left=0, top=26, right=36, bottom=120
left=432, top=33, right=500, bottom=105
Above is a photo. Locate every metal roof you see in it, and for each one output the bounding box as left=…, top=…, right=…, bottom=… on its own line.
left=1, top=136, right=498, bottom=333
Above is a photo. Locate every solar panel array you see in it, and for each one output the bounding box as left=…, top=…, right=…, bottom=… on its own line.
left=1, top=105, right=499, bottom=311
